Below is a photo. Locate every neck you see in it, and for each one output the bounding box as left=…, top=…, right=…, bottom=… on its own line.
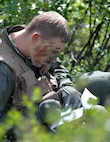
left=9, top=29, right=30, bottom=57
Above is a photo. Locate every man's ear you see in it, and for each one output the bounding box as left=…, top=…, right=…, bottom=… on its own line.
left=32, top=33, right=41, bottom=44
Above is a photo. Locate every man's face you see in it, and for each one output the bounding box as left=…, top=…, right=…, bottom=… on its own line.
left=29, top=38, right=65, bottom=67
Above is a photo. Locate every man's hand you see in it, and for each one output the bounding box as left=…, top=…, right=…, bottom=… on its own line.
left=42, top=90, right=62, bottom=101
left=35, top=76, right=53, bottom=96
left=61, top=86, right=81, bottom=109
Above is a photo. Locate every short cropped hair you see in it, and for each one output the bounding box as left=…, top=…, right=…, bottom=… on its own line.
left=26, top=11, right=71, bottom=43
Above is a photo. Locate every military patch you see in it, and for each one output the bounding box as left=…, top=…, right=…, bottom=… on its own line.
left=0, top=71, right=7, bottom=91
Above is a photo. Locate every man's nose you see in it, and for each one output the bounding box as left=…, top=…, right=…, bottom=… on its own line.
left=49, top=57, right=57, bottom=63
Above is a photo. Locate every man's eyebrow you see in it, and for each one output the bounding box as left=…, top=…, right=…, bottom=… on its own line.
left=55, top=46, right=64, bottom=50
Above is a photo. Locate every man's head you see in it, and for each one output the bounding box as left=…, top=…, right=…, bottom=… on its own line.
left=25, top=11, right=71, bottom=67
left=26, top=11, right=71, bottom=42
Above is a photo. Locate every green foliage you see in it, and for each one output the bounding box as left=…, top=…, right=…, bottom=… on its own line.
left=0, top=88, right=110, bottom=141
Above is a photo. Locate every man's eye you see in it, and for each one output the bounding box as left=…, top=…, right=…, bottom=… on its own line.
left=52, top=50, right=58, bottom=53
left=52, top=50, right=60, bottom=55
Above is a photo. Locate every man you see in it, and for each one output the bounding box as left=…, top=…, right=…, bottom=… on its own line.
left=0, top=11, right=81, bottom=133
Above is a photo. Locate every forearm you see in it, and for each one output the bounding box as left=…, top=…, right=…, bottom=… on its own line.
left=49, top=58, right=81, bottom=109
left=49, top=58, right=74, bottom=87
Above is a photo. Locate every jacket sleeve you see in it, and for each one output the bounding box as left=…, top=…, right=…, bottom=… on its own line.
left=49, top=58, right=81, bottom=109
left=49, top=58, right=74, bottom=87
left=0, top=62, right=15, bottom=122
